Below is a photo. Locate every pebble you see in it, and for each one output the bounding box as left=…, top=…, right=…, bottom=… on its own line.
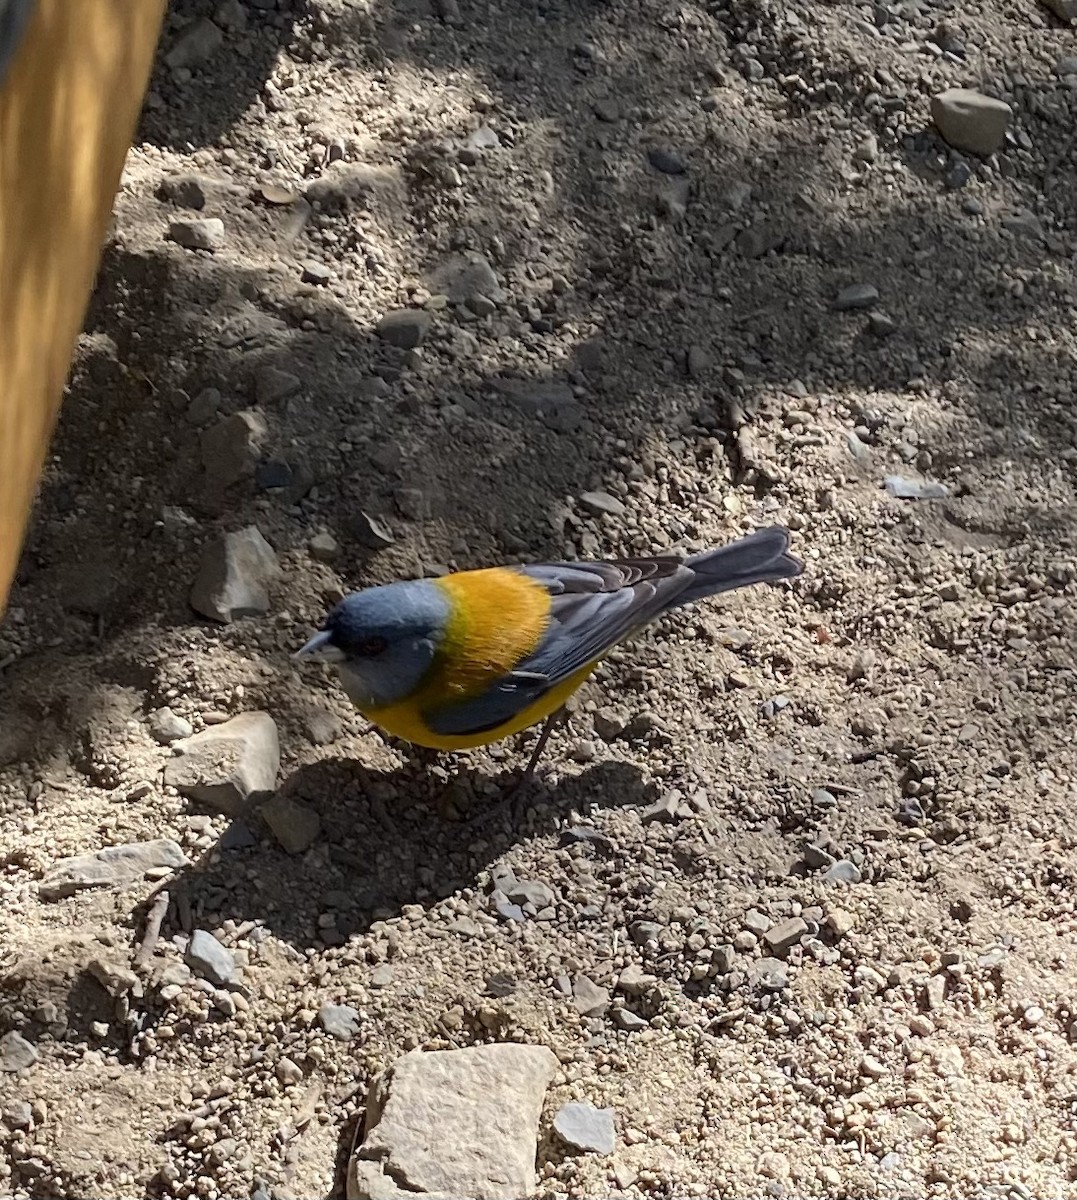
left=301, top=260, right=332, bottom=285
left=647, top=147, right=687, bottom=175
left=824, top=860, right=862, bottom=885
left=573, top=976, right=611, bottom=1017
left=834, top=283, right=879, bottom=311
left=2, top=1100, right=32, bottom=1129
left=0, top=1032, right=39, bottom=1072
left=260, top=794, right=320, bottom=854
left=506, top=879, right=556, bottom=910
left=429, top=252, right=504, bottom=308
left=202, top=412, right=268, bottom=495
left=185, top=929, right=240, bottom=987
left=189, top=526, right=282, bottom=623
left=351, top=511, right=396, bottom=549
left=749, top=958, right=789, bottom=992
left=579, top=490, right=627, bottom=517
left=884, top=475, right=950, bottom=501
left=308, top=532, right=341, bottom=562
left=169, top=217, right=226, bottom=251
left=149, top=706, right=193, bottom=744
left=163, top=711, right=280, bottom=816
left=39, top=838, right=187, bottom=900
left=860, top=1054, right=888, bottom=1079
left=276, top=1057, right=303, bottom=1085
left=931, top=89, right=1011, bottom=157
left=376, top=309, right=432, bottom=349
left=350, top=1045, right=557, bottom=1197
left=764, top=917, right=808, bottom=955
left=1023, top=1005, right=1045, bottom=1028
left=612, top=1008, right=649, bottom=1032
left=553, top=1102, right=616, bottom=1154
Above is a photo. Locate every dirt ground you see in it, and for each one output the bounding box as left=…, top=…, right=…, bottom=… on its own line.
left=4, top=0, right=1077, bottom=1196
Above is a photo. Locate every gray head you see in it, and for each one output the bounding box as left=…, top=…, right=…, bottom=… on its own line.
left=295, top=579, right=451, bottom=710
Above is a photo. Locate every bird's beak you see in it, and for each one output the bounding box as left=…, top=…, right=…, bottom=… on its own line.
left=294, top=630, right=347, bottom=663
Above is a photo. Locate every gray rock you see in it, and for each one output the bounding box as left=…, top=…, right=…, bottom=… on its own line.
left=189, top=526, right=282, bottom=624
left=1042, top=0, right=1077, bottom=18
left=553, top=1102, right=616, bottom=1154
left=743, top=909, right=771, bottom=936
left=377, top=309, right=432, bottom=349
left=301, top=259, right=332, bottom=285
left=185, top=929, right=239, bottom=987
left=647, top=147, right=687, bottom=175
left=931, top=89, right=1011, bottom=157
left=39, top=839, right=187, bottom=900
left=347, top=1044, right=557, bottom=1200
left=611, top=1008, right=648, bottom=1032
left=149, top=706, right=193, bottom=745
left=712, top=944, right=736, bottom=973
left=579, top=490, right=626, bottom=518
left=0, top=1033, right=39, bottom=1072
left=169, top=217, right=226, bottom=251
left=500, top=380, right=580, bottom=433
left=2, top=1099, right=32, bottom=1128
left=164, top=18, right=224, bottom=69
left=834, top=283, right=879, bottom=311
left=884, top=475, right=951, bottom=500
left=308, top=532, right=341, bottom=562
left=319, top=1003, right=361, bottom=1041
left=572, top=975, right=610, bottom=1017
left=763, top=917, right=808, bottom=955
left=201, top=410, right=268, bottom=491
left=254, top=366, right=301, bottom=404
left=164, top=711, right=280, bottom=815
left=260, top=794, right=320, bottom=854
left=824, top=859, right=862, bottom=885
left=868, top=310, right=897, bottom=337
left=616, top=965, right=657, bottom=996
left=506, top=879, right=556, bottom=910
left=749, top=957, right=789, bottom=991
left=429, top=252, right=504, bottom=308
left=350, top=511, right=396, bottom=549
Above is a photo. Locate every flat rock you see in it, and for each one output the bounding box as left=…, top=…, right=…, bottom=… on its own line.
left=254, top=365, right=301, bottom=404
left=39, top=839, right=187, bottom=900
left=763, top=916, right=808, bottom=955
left=149, top=706, right=193, bottom=744
left=429, top=252, right=504, bottom=308
left=377, top=309, right=432, bottom=349
left=347, top=1043, right=557, bottom=1200
left=189, top=526, right=282, bottom=623
left=319, top=1003, right=362, bottom=1041
left=201, top=410, right=268, bottom=491
left=169, top=217, right=226, bottom=251
left=0, top=1032, right=39, bottom=1072
left=260, top=793, right=321, bottom=854
left=579, top=490, right=626, bottom=518
left=164, top=711, right=280, bottom=815
left=834, top=283, right=879, bottom=311
left=553, top=1102, right=616, bottom=1154
left=185, top=929, right=239, bottom=987
left=572, top=975, right=610, bottom=1016
left=931, top=89, right=1011, bottom=157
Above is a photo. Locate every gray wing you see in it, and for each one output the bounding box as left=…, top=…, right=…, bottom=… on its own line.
left=423, top=556, right=693, bottom=737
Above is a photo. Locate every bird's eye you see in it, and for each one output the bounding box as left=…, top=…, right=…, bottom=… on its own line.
left=353, top=637, right=387, bottom=657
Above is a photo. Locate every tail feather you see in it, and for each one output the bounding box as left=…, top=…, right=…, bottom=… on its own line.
left=676, top=526, right=803, bottom=607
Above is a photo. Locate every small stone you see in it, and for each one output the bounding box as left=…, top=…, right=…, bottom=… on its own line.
left=348, top=1044, right=557, bottom=1199
left=39, top=839, right=187, bottom=900
left=758, top=1152, right=788, bottom=1180
left=164, top=18, right=224, bottom=69
left=594, top=97, right=620, bottom=121
left=749, top=958, right=789, bottom=991
left=611, top=1009, right=648, bottom=1032
left=553, top=1102, right=616, bottom=1154
left=254, top=366, right=301, bottom=404
left=2, top=1100, right=32, bottom=1128
left=834, top=283, right=879, bottom=311
left=640, top=791, right=681, bottom=824
left=1058, top=57, right=1077, bottom=77
left=909, top=1015, right=935, bottom=1036
left=824, top=860, right=862, bottom=885
left=319, top=1003, right=361, bottom=1041
left=743, top=909, right=771, bottom=936
left=261, top=794, right=320, bottom=854
left=931, top=88, right=1011, bottom=157
left=308, top=532, right=341, bottom=562
left=847, top=648, right=876, bottom=682
left=1023, top=1005, right=1045, bottom=1028
left=185, top=930, right=239, bottom=987
left=868, top=310, right=897, bottom=336
left=860, top=1054, right=888, bottom=1079
left=827, top=909, right=856, bottom=937
left=149, top=706, right=193, bottom=745
left=506, top=879, right=556, bottom=910
left=712, top=944, right=736, bottom=973
left=485, top=973, right=516, bottom=998
left=376, top=309, right=432, bottom=349
left=163, top=711, right=280, bottom=816
left=616, top=965, right=657, bottom=997
left=579, top=490, right=626, bottom=517
left=169, top=217, right=226, bottom=251
left=647, top=147, right=687, bottom=175
left=923, top=975, right=947, bottom=1011
left=370, top=964, right=394, bottom=988
left=301, top=259, right=332, bottom=285
left=573, top=976, right=610, bottom=1017
left=763, top=917, right=808, bottom=955
left=88, top=959, right=140, bottom=998
left=200, top=410, right=268, bottom=490
left=0, top=1033, right=38, bottom=1072
left=276, top=1057, right=303, bottom=1086
left=429, top=252, right=504, bottom=307
left=350, top=511, right=396, bottom=549
left=189, top=526, right=281, bottom=623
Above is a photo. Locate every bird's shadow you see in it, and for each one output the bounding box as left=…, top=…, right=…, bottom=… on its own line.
left=163, top=756, right=656, bottom=949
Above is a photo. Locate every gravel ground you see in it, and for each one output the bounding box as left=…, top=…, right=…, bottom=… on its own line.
left=4, top=0, right=1077, bottom=1196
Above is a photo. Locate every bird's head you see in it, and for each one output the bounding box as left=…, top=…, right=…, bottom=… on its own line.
left=294, top=580, right=450, bottom=709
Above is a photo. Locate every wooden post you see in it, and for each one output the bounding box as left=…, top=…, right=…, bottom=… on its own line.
left=0, top=0, right=166, bottom=613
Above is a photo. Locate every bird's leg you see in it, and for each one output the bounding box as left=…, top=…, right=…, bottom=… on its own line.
left=510, top=707, right=568, bottom=796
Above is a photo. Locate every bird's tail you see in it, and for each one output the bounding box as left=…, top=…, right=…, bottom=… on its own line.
left=675, top=526, right=803, bottom=607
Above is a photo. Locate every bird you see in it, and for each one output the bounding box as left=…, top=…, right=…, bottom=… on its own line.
left=295, top=525, right=803, bottom=798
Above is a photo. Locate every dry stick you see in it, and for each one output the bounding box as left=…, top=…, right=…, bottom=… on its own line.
left=134, top=888, right=170, bottom=970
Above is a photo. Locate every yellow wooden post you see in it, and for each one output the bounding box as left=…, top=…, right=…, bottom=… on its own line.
left=0, top=0, right=166, bottom=612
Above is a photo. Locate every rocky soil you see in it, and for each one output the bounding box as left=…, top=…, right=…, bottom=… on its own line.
left=4, top=0, right=1077, bottom=1196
